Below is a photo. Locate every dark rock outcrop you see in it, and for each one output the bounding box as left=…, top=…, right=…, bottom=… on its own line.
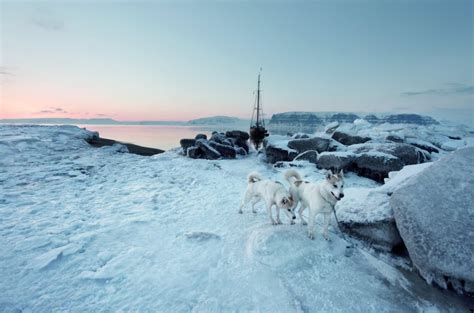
left=181, top=130, right=249, bottom=160
left=180, top=139, right=196, bottom=153
left=87, top=136, right=164, bottom=156
left=209, top=141, right=236, bottom=159
left=294, top=150, right=318, bottom=164
left=288, top=136, right=330, bottom=154
left=385, top=135, right=404, bottom=143
left=265, top=145, right=297, bottom=164
left=332, top=131, right=371, bottom=146
left=316, top=152, right=355, bottom=171
left=195, top=139, right=222, bottom=159
left=353, top=153, right=404, bottom=182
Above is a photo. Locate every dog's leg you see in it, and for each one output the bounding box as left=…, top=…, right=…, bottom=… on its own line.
left=307, top=209, right=317, bottom=240
left=266, top=202, right=277, bottom=225
left=299, top=204, right=307, bottom=225
left=239, top=189, right=251, bottom=214
left=322, top=213, right=331, bottom=241
left=251, top=197, right=259, bottom=214
left=275, top=206, right=282, bottom=224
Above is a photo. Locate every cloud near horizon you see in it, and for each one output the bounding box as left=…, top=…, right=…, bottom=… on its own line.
left=401, top=84, right=474, bottom=97
left=34, top=107, right=68, bottom=114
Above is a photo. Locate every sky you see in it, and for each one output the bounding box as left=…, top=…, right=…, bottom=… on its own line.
left=0, top=0, right=473, bottom=124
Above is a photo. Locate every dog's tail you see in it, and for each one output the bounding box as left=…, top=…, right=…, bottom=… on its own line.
left=247, top=171, right=262, bottom=183
left=284, top=169, right=302, bottom=185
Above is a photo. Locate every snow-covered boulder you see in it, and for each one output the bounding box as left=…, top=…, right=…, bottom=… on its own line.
left=405, top=138, right=439, bottom=154
left=353, top=152, right=404, bottom=182
left=337, top=188, right=403, bottom=252
left=316, top=151, right=355, bottom=171
left=264, top=135, right=298, bottom=163
left=293, top=150, right=318, bottom=164
left=195, top=139, right=222, bottom=159
left=194, top=133, right=207, bottom=140
left=287, top=136, right=330, bottom=153
left=225, top=130, right=250, bottom=141
left=209, top=141, right=236, bottom=159
left=180, top=138, right=196, bottom=153
left=349, top=142, right=422, bottom=166
left=385, top=135, right=404, bottom=143
left=187, top=146, right=202, bottom=159
left=324, top=121, right=339, bottom=134
left=332, top=131, right=371, bottom=146
left=390, top=147, right=474, bottom=293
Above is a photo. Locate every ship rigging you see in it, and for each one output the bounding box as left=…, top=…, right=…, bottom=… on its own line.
left=249, top=70, right=269, bottom=149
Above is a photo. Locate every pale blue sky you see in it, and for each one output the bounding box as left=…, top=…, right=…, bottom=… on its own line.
left=1, top=0, right=473, bottom=124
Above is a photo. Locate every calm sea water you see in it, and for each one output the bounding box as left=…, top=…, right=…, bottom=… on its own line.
left=78, top=125, right=247, bottom=150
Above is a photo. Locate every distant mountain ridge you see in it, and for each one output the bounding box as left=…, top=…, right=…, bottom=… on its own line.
left=187, top=116, right=247, bottom=125
left=268, top=112, right=439, bottom=133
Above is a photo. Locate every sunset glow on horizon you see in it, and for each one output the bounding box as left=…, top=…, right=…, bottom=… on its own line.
left=1, top=1, right=472, bottom=124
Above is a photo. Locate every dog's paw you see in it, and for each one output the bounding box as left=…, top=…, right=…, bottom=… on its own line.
left=271, top=220, right=278, bottom=225
left=238, top=210, right=243, bottom=214
left=276, top=219, right=282, bottom=225
left=307, top=233, right=315, bottom=240
left=290, top=220, right=295, bottom=225
left=323, top=234, right=330, bottom=241
left=301, top=221, right=307, bottom=226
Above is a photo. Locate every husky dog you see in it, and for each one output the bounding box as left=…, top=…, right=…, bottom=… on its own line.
left=239, top=171, right=296, bottom=225
left=285, top=169, right=345, bottom=240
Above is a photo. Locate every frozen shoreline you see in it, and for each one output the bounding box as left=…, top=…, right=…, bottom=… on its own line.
left=1, top=125, right=472, bottom=312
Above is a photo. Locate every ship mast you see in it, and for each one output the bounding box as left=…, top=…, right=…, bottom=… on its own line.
left=256, top=72, right=261, bottom=127
left=250, top=69, right=268, bottom=150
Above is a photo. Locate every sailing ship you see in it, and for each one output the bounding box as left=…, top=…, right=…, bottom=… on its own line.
left=249, top=70, right=269, bottom=149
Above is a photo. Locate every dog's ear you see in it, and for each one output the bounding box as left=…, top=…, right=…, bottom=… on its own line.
left=338, top=169, right=344, bottom=177
left=295, top=180, right=303, bottom=187
left=326, top=171, right=333, bottom=180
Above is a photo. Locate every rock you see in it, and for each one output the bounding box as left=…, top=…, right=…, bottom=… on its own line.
left=288, top=136, right=330, bottom=154
left=209, top=132, right=227, bottom=144
left=332, top=131, right=371, bottom=146
left=340, top=219, right=403, bottom=252
left=231, top=139, right=248, bottom=153
left=195, top=139, right=222, bottom=160
left=353, top=152, right=404, bottom=182
left=180, top=139, right=196, bottom=153
left=405, top=138, right=439, bottom=154
left=385, top=135, right=404, bottom=143
left=327, top=139, right=347, bottom=152
left=209, top=141, right=236, bottom=159
left=264, top=135, right=298, bottom=163
left=337, top=189, right=404, bottom=252
left=324, top=121, right=340, bottom=134
left=317, top=152, right=355, bottom=171
left=265, top=145, right=298, bottom=164
left=349, top=142, right=422, bottom=165
left=195, top=133, right=207, bottom=140
left=225, top=130, right=250, bottom=141
left=294, top=150, right=318, bottom=164
left=187, top=146, right=203, bottom=159
left=235, top=147, right=247, bottom=156
left=390, top=147, right=474, bottom=294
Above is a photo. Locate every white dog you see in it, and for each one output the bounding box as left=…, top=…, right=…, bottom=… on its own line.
left=239, top=171, right=296, bottom=225
left=285, top=169, right=345, bottom=240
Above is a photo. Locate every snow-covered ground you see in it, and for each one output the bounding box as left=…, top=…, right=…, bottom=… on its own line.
left=0, top=125, right=471, bottom=312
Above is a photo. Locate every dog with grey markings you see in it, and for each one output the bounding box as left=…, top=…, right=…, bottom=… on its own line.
left=285, top=169, right=345, bottom=240
left=239, top=171, right=296, bottom=225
